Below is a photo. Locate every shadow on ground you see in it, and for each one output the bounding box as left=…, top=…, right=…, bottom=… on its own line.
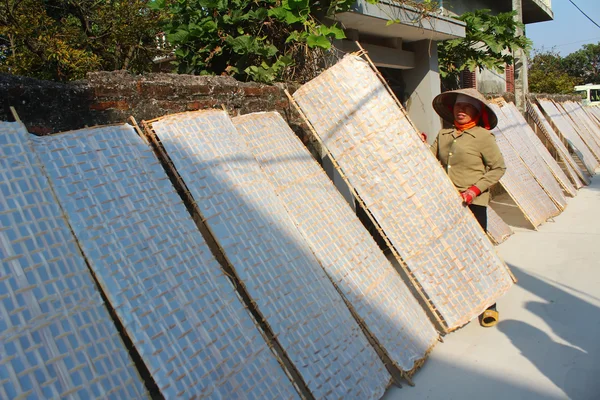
left=499, top=265, right=600, bottom=400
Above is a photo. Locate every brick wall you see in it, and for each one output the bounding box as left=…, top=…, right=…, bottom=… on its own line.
left=0, top=72, right=314, bottom=147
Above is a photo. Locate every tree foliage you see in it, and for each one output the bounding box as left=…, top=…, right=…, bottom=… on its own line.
left=150, top=0, right=355, bottom=83
left=528, top=49, right=580, bottom=94
left=438, top=9, right=532, bottom=90
left=562, top=43, right=600, bottom=84
left=0, top=0, right=169, bottom=81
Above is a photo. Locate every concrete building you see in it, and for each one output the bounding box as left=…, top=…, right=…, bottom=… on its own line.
left=324, top=0, right=553, bottom=211
left=333, top=0, right=554, bottom=136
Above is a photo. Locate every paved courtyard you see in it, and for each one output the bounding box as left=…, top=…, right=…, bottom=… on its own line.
left=385, top=175, right=600, bottom=400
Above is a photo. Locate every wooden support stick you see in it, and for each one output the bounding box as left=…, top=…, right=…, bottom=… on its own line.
left=10, top=106, right=21, bottom=123
left=128, top=116, right=149, bottom=145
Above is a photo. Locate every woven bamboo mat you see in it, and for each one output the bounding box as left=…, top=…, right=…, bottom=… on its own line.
left=292, top=55, right=514, bottom=331
left=575, top=103, right=600, bottom=145
left=31, top=124, right=299, bottom=399
left=527, top=102, right=588, bottom=187
left=538, top=99, right=599, bottom=174
left=148, top=110, right=390, bottom=399
left=496, top=101, right=568, bottom=209
left=0, top=122, right=147, bottom=399
left=581, top=106, right=600, bottom=142
left=490, top=103, right=560, bottom=227
left=518, top=102, right=577, bottom=196
left=503, top=101, right=576, bottom=197
left=486, top=207, right=513, bottom=245
left=232, top=111, right=438, bottom=374
left=585, top=106, right=600, bottom=129
left=561, top=102, right=600, bottom=159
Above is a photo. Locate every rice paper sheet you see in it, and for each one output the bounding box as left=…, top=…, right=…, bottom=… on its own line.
left=582, top=106, right=600, bottom=142
left=490, top=107, right=560, bottom=227
left=233, top=111, right=439, bottom=373
left=486, top=207, right=513, bottom=245
left=585, top=106, right=600, bottom=129
left=0, top=122, right=147, bottom=399
left=527, top=102, right=588, bottom=187
left=495, top=101, right=567, bottom=208
left=292, top=55, right=514, bottom=331
left=561, top=102, right=600, bottom=157
left=513, top=102, right=577, bottom=197
left=538, top=99, right=599, bottom=174
left=32, top=124, right=299, bottom=399
left=149, top=111, right=390, bottom=399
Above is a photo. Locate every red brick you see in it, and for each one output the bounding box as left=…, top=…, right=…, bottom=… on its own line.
left=179, top=85, right=211, bottom=97
left=274, top=99, right=290, bottom=109
left=187, top=100, right=219, bottom=110
left=243, top=86, right=264, bottom=97
left=140, top=83, right=176, bottom=98
left=89, top=101, right=129, bottom=111
left=28, top=125, right=53, bottom=135
left=242, top=85, right=280, bottom=97
left=156, top=100, right=183, bottom=111
left=93, top=85, right=136, bottom=98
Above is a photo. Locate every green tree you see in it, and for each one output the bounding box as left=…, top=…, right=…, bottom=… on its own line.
left=151, top=0, right=353, bottom=83
left=438, top=9, right=532, bottom=90
left=562, top=43, right=600, bottom=84
left=528, top=50, right=579, bottom=94
left=0, top=0, right=169, bottom=81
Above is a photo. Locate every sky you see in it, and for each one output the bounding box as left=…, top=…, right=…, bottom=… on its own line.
left=526, top=0, right=600, bottom=56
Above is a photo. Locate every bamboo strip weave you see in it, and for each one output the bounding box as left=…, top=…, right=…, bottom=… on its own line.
left=490, top=104, right=559, bottom=227
left=585, top=106, right=600, bottom=129
left=233, top=111, right=439, bottom=373
left=582, top=106, right=600, bottom=142
left=574, top=103, right=600, bottom=145
left=527, top=102, right=588, bottom=187
left=518, top=102, right=578, bottom=196
left=0, top=122, right=147, bottom=399
left=497, top=102, right=568, bottom=208
left=486, top=207, right=513, bottom=245
left=504, top=101, right=576, bottom=196
left=148, top=110, right=390, bottom=399
left=32, top=124, right=299, bottom=399
left=292, top=55, right=514, bottom=331
left=538, top=100, right=599, bottom=174
left=561, top=102, right=600, bottom=159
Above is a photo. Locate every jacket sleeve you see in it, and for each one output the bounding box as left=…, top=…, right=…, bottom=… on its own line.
left=430, top=134, right=439, bottom=158
left=473, top=132, right=506, bottom=192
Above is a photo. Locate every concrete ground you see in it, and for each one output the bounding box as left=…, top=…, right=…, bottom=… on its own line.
left=384, top=175, right=600, bottom=400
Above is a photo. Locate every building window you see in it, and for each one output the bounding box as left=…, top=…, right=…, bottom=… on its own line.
left=506, top=64, right=515, bottom=93
left=461, top=70, right=476, bottom=89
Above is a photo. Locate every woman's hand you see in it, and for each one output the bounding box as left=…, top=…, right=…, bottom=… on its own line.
left=461, top=186, right=481, bottom=205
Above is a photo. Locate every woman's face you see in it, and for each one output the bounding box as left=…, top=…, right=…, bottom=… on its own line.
left=453, top=101, right=479, bottom=124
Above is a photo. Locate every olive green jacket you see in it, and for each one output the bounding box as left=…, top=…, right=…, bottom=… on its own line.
left=431, top=126, right=506, bottom=206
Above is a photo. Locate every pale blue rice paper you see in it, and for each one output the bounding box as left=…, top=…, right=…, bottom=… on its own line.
left=233, top=111, right=438, bottom=373
left=293, top=55, right=514, bottom=331
left=538, top=99, right=599, bottom=174
left=151, top=110, right=391, bottom=399
left=32, top=124, right=299, bottom=399
left=490, top=103, right=560, bottom=226
left=0, top=122, right=147, bottom=399
left=494, top=101, right=566, bottom=209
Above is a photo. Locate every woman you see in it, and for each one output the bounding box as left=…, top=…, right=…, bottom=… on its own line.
left=430, top=88, right=506, bottom=327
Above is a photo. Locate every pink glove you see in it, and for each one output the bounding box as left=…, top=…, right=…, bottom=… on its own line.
left=461, top=186, right=481, bottom=205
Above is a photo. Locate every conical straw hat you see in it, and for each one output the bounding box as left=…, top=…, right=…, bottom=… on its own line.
left=432, top=88, right=498, bottom=130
